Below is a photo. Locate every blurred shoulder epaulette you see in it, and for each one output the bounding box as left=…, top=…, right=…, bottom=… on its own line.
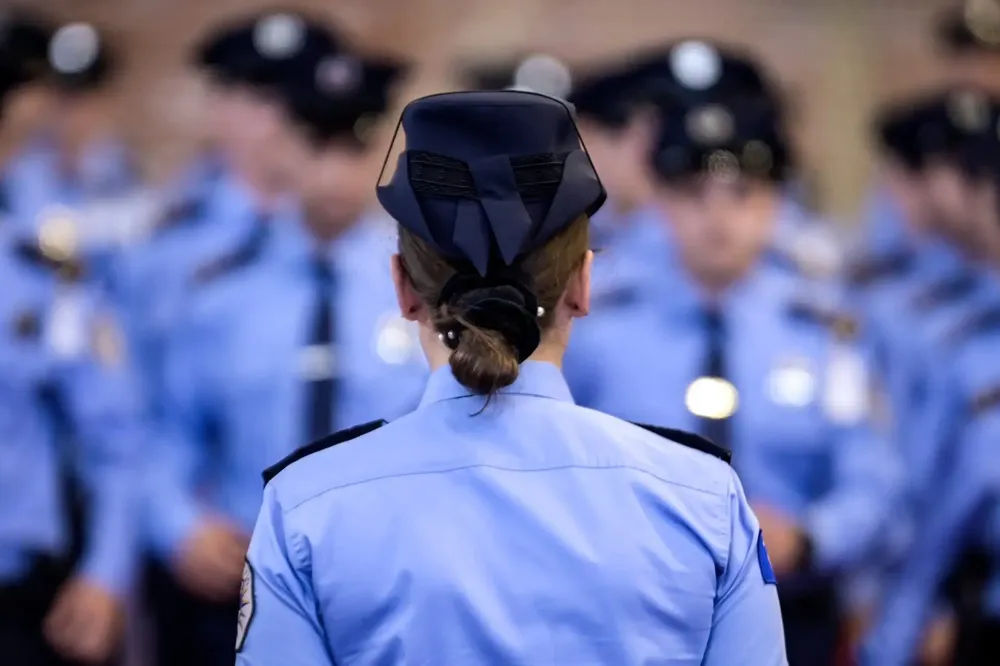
left=912, top=272, right=979, bottom=312
left=193, top=225, right=269, bottom=285
left=971, top=383, right=1000, bottom=416
left=788, top=300, right=859, bottom=341
left=945, top=304, right=1000, bottom=347
left=591, top=284, right=640, bottom=310
left=13, top=241, right=86, bottom=282
left=631, top=422, right=732, bottom=464
left=847, top=250, right=913, bottom=287
left=263, top=419, right=387, bottom=486
left=152, top=196, right=207, bottom=235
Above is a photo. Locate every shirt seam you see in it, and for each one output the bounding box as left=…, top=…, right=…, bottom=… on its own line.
left=284, top=463, right=725, bottom=514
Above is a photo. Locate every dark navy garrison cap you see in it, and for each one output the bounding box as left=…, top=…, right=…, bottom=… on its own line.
left=938, top=0, right=1000, bottom=54
left=194, top=12, right=337, bottom=90
left=282, top=45, right=407, bottom=146
left=46, top=22, right=116, bottom=91
left=377, top=91, right=606, bottom=276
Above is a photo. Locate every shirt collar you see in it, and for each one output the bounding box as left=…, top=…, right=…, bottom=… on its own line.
left=418, top=360, right=574, bottom=408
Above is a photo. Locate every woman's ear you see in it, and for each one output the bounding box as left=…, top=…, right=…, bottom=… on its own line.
left=390, top=254, right=424, bottom=322
left=563, top=250, right=593, bottom=318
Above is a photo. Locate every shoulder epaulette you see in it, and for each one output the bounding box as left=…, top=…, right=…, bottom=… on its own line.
left=945, top=305, right=1000, bottom=347
left=971, top=384, right=1000, bottom=416
left=787, top=301, right=859, bottom=342
left=592, top=284, right=640, bottom=309
left=262, top=419, right=387, bottom=486
left=912, top=272, right=979, bottom=311
left=193, top=225, right=269, bottom=285
left=13, top=241, right=85, bottom=282
left=152, top=197, right=207, bottom=235
left=630, top=422, right=732, bottom=465
left=848, top=250, right=913, bottom=287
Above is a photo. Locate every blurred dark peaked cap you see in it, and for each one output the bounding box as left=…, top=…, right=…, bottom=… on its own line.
left=282, top=44, right=408, bottom=145
left=459, top=54, right=574, bottom=102
left=876, top=89, right=1000, bottom=176
left=194, top=11, right=338, bottom=90
left=938, top=0, right=1000, bottom=53
left=0, top=10, right=54, bottom=86
left=377, top=91, right=606, bottom=275
left=652, top=95, right=792, bottom=183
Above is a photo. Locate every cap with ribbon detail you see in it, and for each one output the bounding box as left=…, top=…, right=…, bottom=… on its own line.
left=377, top=90, right=606, bottom=276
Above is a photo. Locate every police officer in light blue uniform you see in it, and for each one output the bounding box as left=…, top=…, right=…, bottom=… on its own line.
left=565, top=84, right=901, bottom=666
left=238, top=88, right=787, bottom=666
left=142, top=25, right=423, bottom=666
left=0, top=220, right=143, bottom=665
left=115, top=12, right=333, bottom=414
left=4, top=22, right=140, bottom=267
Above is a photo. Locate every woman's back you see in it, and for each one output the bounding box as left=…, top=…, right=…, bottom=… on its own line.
left=241, top=362, right=786, bottom=665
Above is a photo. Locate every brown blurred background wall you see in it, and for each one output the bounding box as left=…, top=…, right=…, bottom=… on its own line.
left=3, top=0, right=969, bottom=218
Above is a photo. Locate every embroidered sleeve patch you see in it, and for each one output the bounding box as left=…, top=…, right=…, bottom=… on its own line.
left=236, top=558, right=255, bottom=652
left=757, top=530, right=777, bottom=585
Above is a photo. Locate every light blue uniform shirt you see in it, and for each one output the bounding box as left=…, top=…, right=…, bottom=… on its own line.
left=146, top=213, right=427, bottom=559
left=566, top=261, right=902, bottom=578
left=238, top=361, right=787, bottom=665
left=115, top=170, right=268, bottom=407
left=0, top=225, right=143, bottom=596
left=863, top=324, right=1000, bottom=666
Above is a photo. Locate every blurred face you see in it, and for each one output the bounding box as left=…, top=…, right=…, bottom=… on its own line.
left=964, top=175, right=1000, bottom=259
left=576, top=112, right=655, bottom=212
left=299, top=137, right=379, bottom=231
left=214, top=86, right=299, bottom=193
left=49, top=90, right=110, bottom=145
left=658, top=175, right=779, bottom=289
left=947, top=54, right=1000, bottom=94
left=881, top=162, right=932, bottom=231
left=923, top=160, right=981, bottom=245
left=2, top=83, right=56, bottom=136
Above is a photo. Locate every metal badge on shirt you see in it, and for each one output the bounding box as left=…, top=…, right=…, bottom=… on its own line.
left=685, top=376, right=739, bottom=419
left=821, top=344, right=870, bottom=425
left=373, top=312, right=421, bottom=365
left=766, top=356, right=817, bottom=408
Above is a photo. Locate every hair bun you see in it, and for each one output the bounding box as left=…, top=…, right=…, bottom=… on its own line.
left=439, top=274, right=541, bottom=363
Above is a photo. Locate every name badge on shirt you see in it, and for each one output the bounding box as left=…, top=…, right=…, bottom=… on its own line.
left=766, top=356, right=817, bottom=408
left=46, top=292, right=88, bottom=359
left=822, top=345, right=869, bottom=425
left=299, top=344, right=337, bottom=381
left=236, top=558, right=255, bottom=652
left=374, top=312, right=420, bottom=365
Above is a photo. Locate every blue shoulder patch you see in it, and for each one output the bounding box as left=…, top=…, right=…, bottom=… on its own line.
left=757, top=530, right=777, bottom=585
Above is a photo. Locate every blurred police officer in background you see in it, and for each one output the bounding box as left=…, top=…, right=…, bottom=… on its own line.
left=3, top=21, right=141, bottom=261
left=862, top=94, right=1000, bottom=666
left=114, top=12, right=333, bottom=418
left=239, top=88, right=787, bottom=666
left=564, top=72, right=902, bottom=666
left=0, top=76, right=143, bottom=666
left=141, top=14, right=424, bottom=666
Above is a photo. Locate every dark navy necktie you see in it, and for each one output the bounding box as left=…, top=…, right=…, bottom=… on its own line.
left=698, top=307, right=732, bottom=450
left=304, top=255, right=336, bottom=444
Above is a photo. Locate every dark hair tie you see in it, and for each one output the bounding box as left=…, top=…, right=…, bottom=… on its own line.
left=437, top=272, right=543, bottom=363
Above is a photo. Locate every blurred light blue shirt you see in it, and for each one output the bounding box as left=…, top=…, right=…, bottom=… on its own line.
left=566, top=260, right=902, bottom=579
left=146, top=213, right=427, bottom=559
left=0, top=225, right=143, bottom=596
